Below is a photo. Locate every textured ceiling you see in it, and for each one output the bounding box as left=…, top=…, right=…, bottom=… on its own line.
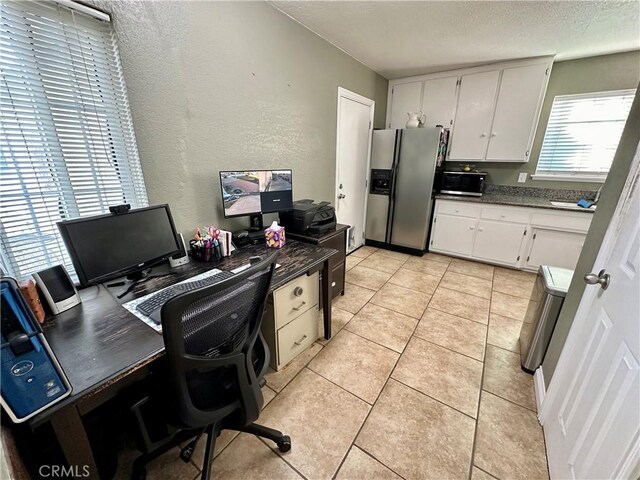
left=270, top=1, right=640, bottom=79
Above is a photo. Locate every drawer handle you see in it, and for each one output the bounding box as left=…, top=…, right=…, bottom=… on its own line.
left=292, top=301, right=307, bottom=311
left=478, top=227, right=484, bottom=232
left=331, top=281, right=336, bottom=287
left=469, top=226, right=475, bottom=230
left=293, top=286, right=304, bottom=297
left=294, top=334, right=308, bottom=346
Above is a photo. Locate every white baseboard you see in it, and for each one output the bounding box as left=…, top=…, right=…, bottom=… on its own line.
left=534, top=367, right=546, bottom=424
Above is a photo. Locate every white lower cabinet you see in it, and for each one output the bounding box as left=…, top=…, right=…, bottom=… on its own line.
left=261, top=272, right=319, bottom=370
left=472, top=220, right=527, bottom=266
left=431, top=213, right=477, bottom=256
left=524, top=228, right=586, bottom=271
left=430, top=199, right=592, bottom=271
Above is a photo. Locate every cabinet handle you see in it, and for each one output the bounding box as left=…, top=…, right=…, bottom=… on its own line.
left=469, top=226, right=475, bottom=230
left=480, top=133, right=487, bottom=137
left=455, top=209, right=460, bottom=213
left=292, top=301, right=307, bottom=311
left=293, top=286, right=304, bottom=297
left=478, top=227, right=484, bottom=232
left=500, top=214, right=506, bottom=218
left=491, top=132, right=497, bottom=137
left=294, top=335, right=308, bottom=346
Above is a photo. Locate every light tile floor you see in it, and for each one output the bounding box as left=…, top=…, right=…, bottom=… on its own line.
left=117, top=246, right=549, bottom=480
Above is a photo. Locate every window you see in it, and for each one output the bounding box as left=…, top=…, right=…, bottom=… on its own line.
left=1, top=1, right=147, bottom=280
left=533, top=89, right=636, bottom=182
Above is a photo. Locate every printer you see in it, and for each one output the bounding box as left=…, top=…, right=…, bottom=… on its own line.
left=279, top=199, right=337, bottom=235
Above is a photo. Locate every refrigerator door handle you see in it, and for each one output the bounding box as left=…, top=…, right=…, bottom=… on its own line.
left=385, top=130, right=402, bottom=244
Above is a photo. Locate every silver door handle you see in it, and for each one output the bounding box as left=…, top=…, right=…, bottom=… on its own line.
left=584, top=269, right=610, bottom=290
left=338, top=194, right=346, bottom=199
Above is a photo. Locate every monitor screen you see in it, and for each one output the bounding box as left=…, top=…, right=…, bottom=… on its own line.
left=220, top=170, right=293, bottom=217
left=58, top=205, right=180, bottom=286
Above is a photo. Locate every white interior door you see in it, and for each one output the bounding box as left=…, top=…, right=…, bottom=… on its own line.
left=539, top=145, right=640, bottom=479
left=335, top=88, right=374, bottom=252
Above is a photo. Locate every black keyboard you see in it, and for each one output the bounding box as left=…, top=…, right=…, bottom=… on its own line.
left=136, top=270, right=235, bottom=321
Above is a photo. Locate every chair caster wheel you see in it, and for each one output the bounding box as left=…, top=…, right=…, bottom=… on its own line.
left=277, top=435, right=291, bottom=453
left=180, top=442, right=195, bottom=463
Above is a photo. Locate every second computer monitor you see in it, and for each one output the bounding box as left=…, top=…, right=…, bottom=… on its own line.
left=220, top=170, right=293, bottom=217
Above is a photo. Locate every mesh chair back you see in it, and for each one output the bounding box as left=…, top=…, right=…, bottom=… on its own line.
left=160, top=253, right=277, bottom=429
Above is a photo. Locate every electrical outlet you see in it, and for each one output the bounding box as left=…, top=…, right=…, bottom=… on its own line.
left=518, top=173, right=527, bottom=183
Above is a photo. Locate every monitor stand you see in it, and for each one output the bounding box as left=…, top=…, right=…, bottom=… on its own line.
left=126, top=269, right=150, bottom=282
left=249, top=214, right=264, bottom=232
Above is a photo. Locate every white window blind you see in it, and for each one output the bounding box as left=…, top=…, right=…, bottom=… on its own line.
left=534, top=89, right=636, bottom=182
left=1, top=1, right=147, bottom=280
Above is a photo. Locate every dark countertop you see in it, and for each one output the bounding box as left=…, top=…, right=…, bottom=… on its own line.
left=434, top=193, right=596, bottom=214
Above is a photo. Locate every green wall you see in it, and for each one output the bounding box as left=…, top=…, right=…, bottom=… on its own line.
left=542, top=86, right=640, bottom=387
left=90, top=1, right=388, bottom=238
left=466, top=51, right=640, bottom=190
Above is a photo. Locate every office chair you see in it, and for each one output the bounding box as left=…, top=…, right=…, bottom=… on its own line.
left=130, top=253, right=290, bottom=480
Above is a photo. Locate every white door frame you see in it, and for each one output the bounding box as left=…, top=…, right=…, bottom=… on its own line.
left=538, top=140, right=640, bottom=477
left=335, top=87, right=375, bottom=248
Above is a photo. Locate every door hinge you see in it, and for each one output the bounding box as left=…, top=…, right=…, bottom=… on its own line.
left=388, top=123, right=391, bottom=128
left=457, top=78, right=461, bottom=86
left=369, top=120, right=372, bottom=129
left=523, top=228, right=527, bottom=236
left=533, top=233, right=537, bottom=240
left=517, top=255, right=520, bottom=261
left=527, top=255, right=530, bottom=262
left=391, top=87, right=394, bottom=95
left=434, top=217, right=437, bottom=223
left=526, top=150, right=530, bottom=157
left=545, top=67, right=550, bottom=75
left=430, top=239, right=433, bottom=246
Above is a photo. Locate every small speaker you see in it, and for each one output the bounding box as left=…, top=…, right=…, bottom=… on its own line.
left=169, top=233, right=190, bottom=268
left=32, top=265, right=81, bottom=315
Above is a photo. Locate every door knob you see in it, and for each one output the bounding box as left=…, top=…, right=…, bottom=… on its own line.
left=338, top=193, right=346, bottom=199
left=584, top=269, right=610, bottom=290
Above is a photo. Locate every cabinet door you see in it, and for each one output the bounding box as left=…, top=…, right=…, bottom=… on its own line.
left=389, top=81, right=423, bottom=128
left=448, top=70, right=500, bottom=161
left=486, top=63, right=549, bottom=162
left=430, top=213, right=477, bottom=256
left=526, top=229, right=586, bottom=270
left=421, top=76, right=458, bottom=128
left=472, top=220, right=526, bottom=266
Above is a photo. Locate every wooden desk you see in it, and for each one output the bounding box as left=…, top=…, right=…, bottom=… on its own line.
left=28, top=240, right=336, bottom=478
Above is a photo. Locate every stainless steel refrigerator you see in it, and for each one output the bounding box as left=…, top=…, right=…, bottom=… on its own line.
left=365, top=127, right=448, bottom=253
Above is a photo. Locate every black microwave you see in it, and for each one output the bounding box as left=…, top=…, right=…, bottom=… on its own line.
left=439, top=171, right=487, bottom=197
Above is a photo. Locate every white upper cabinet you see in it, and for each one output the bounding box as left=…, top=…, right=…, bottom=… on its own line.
left=421, top=76, right=459, bottom=128
left=485, top=63, right=550, bottom=162
left=448, top=71, right=500, bottom=161
left=386, top=57, right=553, bottom=162
left=389, top=81, right=422, bottom=129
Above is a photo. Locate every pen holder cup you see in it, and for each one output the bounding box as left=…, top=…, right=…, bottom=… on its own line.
left=189, top=240, right=221, bottom=262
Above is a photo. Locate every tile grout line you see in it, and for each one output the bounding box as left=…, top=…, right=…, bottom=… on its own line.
left=411, top=332, right=486, bottom=363
left=467, top=264, right=496, bottom=480
left=330, top=267, right=435, bottom=480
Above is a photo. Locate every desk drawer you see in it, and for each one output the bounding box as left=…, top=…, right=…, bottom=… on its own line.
left=273, top=271, right=319, bottom=329
left=321, top=232, right=346, bottom=270
left=277, top=307, right=318, bottom=368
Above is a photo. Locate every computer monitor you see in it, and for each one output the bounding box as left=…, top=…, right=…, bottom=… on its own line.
left=58, top=205, right=181, bottom=286
left=219, top=170, right=293, bottom=227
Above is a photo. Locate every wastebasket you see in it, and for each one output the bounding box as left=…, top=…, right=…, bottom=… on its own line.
left=519, top=265, right=573, bottom=373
